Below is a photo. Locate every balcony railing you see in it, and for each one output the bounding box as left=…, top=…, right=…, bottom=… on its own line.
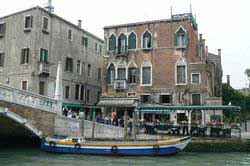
left=38, top=63, right=51, bottom=76
left=108, top=46, right=128, bottom=56
left=114, top=80, right=127, bottom=90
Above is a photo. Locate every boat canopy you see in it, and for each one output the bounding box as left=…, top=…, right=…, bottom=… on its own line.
left=134, top=105, right=241, bottom=113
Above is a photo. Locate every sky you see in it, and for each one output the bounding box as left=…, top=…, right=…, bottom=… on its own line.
left=0, top=0, right=249, bottom=89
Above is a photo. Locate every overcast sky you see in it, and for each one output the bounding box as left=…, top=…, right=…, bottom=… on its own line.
left=0, top=0, right=249, bottom=89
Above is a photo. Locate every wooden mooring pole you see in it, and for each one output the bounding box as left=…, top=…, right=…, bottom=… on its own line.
left=124, top=111, right=128, bottom=140
left=91, top=109, right=96, bottom=140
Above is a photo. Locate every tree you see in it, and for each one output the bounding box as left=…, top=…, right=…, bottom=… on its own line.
left=245, top=69, right=250, bottom=88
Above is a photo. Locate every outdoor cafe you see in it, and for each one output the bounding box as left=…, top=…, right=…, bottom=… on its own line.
left=134, top=105, right=241, bottom=138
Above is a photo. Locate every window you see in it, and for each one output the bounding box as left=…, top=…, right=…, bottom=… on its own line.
left=191, top=73, right=200, bottom=84
left=141, top=60, right=152, bottom=86
left=75, top=84, right=80, bottom=100
left=160, top=95, right=171, bottom=104
left=141, top=95, right=150, bottom=104
left=174, top=27, right=187, bottom=47
left=43, top=17, right=49, bottom=31
left=80, top=85, right=85, bottom=101
left=95, top=43, right=98, bottom=52
left=142, top=30, right=152, bottom=49
left=99, top=45, right=102, bottom=53
left=98, top=68, right=101, bottom=80
left=21, top=47, right=30, bottom=64
left=95, top=43, right=102, bottom=53
left=65, top=57, right=73, bottom=72
left=24, top=15, right=33, bottom=29
left=108, top=34, right=116, bottom=52
left=128, top=32, right=136, bottom=49
left=86, top=89, right=90, bottom=102
left=39, top=81, right=45, bottom=95
left=107, top=63, right=115, bottom=84
left=128, top=68, right=137, bottom=84
left=67, top=29, right=72, bottom=40
left=192, top=93, right=201, bottom=105
left=82, top=37, right=88, bottom=47
left=117, top=68, right=126, bottom=80
left=82, top=62, right=86, bottom=75
left=40, top=48, right=48, bottom=63
left=87, top=64, right=91, bottom=77
left=21, top=80, right=28, bottom=90
left=76, top=60, right=81, bottom=74
left=65, top=86, right=70, bottom=99
left=118, top=33, right=127, bottom=54
left=0, top=23, right=6, bottom=36
left=176, top=59, right=187, bottom=85
left=0, top=52, right=4, bottom=67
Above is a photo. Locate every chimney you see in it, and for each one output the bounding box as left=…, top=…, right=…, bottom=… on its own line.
left=218, top=49, right=221, bottom=56
left=78, top=20, right=82, bottom=29
left=227, top=75, right=230, bottom=86
left=199, top=34, right=202, bottom=41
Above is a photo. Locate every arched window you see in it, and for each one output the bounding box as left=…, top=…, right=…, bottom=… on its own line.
left=128, top=32, right=136, bottom=49
left=118, top=33, right=127, bottom=54
left=108, top=34, right=116, bottom=52
left=142, top=30, right=152, bottom=49
left=141, top=60, right=152, bottom=86
left=128, top=60, right=138, bottom=84
left=174, top=27, right=187, bottom=47
left=117, top=61, right=127, bottom=80
left=176, top=58, right=187, bottom=84
left=107, top=63, right=115, bottom=84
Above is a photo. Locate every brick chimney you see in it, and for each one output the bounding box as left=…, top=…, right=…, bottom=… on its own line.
left=78, top=20, right=82, bottom=29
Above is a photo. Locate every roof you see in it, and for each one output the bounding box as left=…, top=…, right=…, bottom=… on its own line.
left=0, top=6, right=103, bottom=42
left=135, top=105, right=241, bottom=113
left=104, top=13, right=197, bottom=30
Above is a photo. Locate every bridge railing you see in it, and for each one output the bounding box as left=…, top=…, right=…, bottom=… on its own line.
left=0, top=83, right=57, bottom=113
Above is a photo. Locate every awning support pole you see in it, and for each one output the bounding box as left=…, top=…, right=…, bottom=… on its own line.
left=81, top=112, right=85, bottom=137
left=132, top=112, right=136, bottom=140
left=124, top=111, right=128, bottom=140
left=91, top=109, right=96, bottom=140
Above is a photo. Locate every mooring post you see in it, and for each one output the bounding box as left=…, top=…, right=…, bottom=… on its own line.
left=124, top=111, right=128, bottom=140
left=132, top=112, right=137, bottom=140
left=81, top=111, right=85, bottom=137
left=91, top=108, right=96, bottom=140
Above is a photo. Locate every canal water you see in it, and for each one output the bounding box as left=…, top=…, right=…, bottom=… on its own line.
left=0, top=147, right=249, bottom=166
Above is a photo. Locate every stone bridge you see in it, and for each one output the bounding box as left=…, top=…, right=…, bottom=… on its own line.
left=0, top=83, right=124, bottom=140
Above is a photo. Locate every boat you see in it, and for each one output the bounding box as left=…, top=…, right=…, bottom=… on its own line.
left=40, top=136, right=191, bottom=156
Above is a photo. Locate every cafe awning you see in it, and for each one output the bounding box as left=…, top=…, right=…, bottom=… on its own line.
left=97, top=98, right=137, bottom=107
left=63, top=103, right=84, bottom=108
left=135, top=105, right=241, bottom=113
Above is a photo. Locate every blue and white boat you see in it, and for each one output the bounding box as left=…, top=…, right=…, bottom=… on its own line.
left=41, top=136, right=191, bottom=156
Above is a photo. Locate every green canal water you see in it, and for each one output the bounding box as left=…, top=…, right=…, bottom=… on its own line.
left=0, top=148, right=249, bottom=166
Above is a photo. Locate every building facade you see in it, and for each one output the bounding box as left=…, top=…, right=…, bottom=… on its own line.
left=0, top=7, right=103, bottom=110
left=99, top=13, right=223, bottom=125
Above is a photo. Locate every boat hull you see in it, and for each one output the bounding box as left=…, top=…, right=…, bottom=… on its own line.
left=41, top=136, right=191, bottom=156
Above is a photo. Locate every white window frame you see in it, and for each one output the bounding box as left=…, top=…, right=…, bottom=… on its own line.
left=128, top=31, right=138, bottom=50
left=115, top=61, right=128, bottom=80
left=42, top=16, right=49, bottom=31
left=141, top=29, right=152, bottom=49
left=67, top=28, right=73, bottom=41
left=107, top=33, right=117, bottom=52
left=191, top=73, right=201, bottom=84
left=107, top=62, right=116, bottom=85
left=64, top=85, right=71, bottom=99
left=175, top=26, right=187, bottom=48
left=24, top=15, right=32, bottom=30
left=190, top=93, right=202, bottom=105
left=76, top=60, right=82, bottom=75
left=21, top=80, right=28, bottom=91
left=141, top=60, right=152, bottom=86
left=175, top=59, right=187, bottom=85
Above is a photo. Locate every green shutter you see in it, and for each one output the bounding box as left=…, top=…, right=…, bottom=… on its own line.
left=44, top=50, right=48, bottom=63
left=40, top=49, right=43, bottom=62
left=174, top=33, right=178, bottom=46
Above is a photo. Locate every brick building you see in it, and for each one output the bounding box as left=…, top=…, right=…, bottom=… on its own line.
left=0, top=7, right=103, bottom=112
left=98, top=13, right=223, bottom=125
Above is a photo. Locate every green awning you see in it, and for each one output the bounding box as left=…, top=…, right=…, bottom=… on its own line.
left=135, top=105, right=241, bottom=113
left=63, top=103, right=84, bottom=108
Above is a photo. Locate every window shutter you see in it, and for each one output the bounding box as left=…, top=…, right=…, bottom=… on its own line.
left=70, top=59, right=73, bottom=72
left=40, top=49, right=43, bottom=62
left=26, top=48, right=30, bottom=63
left=44, top=50, right=48, bottom=63
left=185, top=32, right=189, bottom=47
left=174, top=33, right=178, bottom=46
left=30, top=16, right=33, bottom=28
left=3, top=23, right=6, bottom=34
left=21, top=49, right=24, bottom=64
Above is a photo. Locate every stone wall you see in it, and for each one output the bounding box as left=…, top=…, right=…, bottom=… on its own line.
left=54, top=115, right=124, bottom=139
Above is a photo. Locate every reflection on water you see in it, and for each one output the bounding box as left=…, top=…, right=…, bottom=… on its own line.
left=0, top=147, right=250, bottom=166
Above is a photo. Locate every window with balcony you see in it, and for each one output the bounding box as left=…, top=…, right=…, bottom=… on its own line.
left=128, top=32, right=136, bottom=49
left=142, top=30, right=152, bottom=49
left=24, top=15, right=33, bottom=30
left=117, top=68, right=126, bottom=80
left=0, top=52, right=4, bottom=67
left=141, top=60, right=152, bottom=86
left=108, top=34, right=116, bottom=52
left=40, top=48, right=48, bottom=63
left=65, top=57, right=73, bottom=72
left=21, top=47, right=30, bottom=64
left=107, top=63, right=115, bottom=84
left=0, top=23, right=6, bottom=37
left=176, top=59, right=187, bottom=85
left=174, top=27, right=188, bottom=48
left=118, top=33, right=127, bottom=54
left=191, top=73, right=200, bottom=84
